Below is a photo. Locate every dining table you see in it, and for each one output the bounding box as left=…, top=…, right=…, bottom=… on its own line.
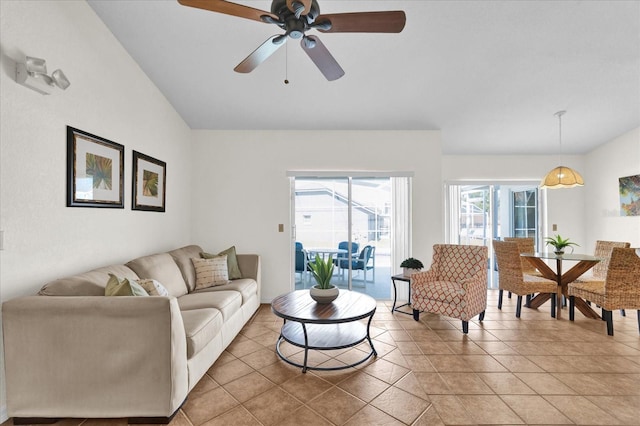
left=520, top=252, right=602, bottom=319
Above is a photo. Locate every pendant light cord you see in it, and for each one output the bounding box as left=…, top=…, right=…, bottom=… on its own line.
left=555, top=110, right=566, bottom=165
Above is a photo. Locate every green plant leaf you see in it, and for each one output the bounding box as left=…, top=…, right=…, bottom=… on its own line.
left=308, top=254, right=334, bottom=289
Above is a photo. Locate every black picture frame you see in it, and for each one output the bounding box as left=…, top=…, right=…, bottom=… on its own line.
left=67, top=126, right=125, bottom=208
left=132, top=150, right=166, bottom=212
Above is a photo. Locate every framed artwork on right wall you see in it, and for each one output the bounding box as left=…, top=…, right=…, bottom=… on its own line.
left=619, top=174, right=640, bottom=216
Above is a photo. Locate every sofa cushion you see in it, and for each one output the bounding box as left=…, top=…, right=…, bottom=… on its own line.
left=193, top=278, right=258, bottom=304
left=168, top=245, right=203, bottom=293
left=105, top=274, right=149, bottom=297
left=202, top=246, right=243, bottom=279
left=181, top=308, right=223, bottom=359
left=126, top=253, right=188, bottom=298
left=178, top=291, right=242, bottom=321
left=39, top=264, right=139, bottom=296
left=192, top=256, right=229, bottom=289
left=136, top=279, right=170, bottom=296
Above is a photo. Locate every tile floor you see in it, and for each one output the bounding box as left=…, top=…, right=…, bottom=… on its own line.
left=3, top=290, right=640, bottom=425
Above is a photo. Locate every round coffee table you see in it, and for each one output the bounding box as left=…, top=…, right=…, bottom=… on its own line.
left=271, top=290, right=377, bottom=373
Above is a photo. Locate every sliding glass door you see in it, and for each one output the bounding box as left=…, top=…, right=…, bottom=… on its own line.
left=446, top=182, right=541, bottom=288
left=291, top=175, right=410, bottom=299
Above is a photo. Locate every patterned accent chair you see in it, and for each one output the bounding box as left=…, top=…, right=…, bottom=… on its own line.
left=568, top=247, right=640, bottom=335
left=411, top=244, right=488, bottom=333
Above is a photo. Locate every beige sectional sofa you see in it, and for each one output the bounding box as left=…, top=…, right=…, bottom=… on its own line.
left=2, top=245, right=261, bottom=423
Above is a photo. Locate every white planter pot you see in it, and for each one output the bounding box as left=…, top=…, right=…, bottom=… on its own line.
left=309, top=285, right=339, bottom=304
left=403, top=268, right=421, bottom=277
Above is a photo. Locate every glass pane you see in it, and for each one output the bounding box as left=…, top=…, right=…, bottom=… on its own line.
left=294, top=177, right=393, bottom=299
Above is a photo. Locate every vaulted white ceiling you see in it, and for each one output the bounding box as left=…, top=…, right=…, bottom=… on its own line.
left=87, top=0, right=639, bottom=155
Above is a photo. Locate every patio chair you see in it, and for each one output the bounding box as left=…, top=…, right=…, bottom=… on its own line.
left=295, top=242, right=308, bottom=278
left=334, top=241, right=359, bottom=266
left=568, top=247, right=640, bottom=335
left=336, top=245, right=375, bottom=282
left=410, top=244, right=488, bottom=333
left=493, top=240, right=558, bottom=318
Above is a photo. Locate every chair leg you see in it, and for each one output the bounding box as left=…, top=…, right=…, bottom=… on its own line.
left=620, top=309, right=626, bottom=317
left=604, top=309, right=614, bottom=335
left=525, top=294, right=531, bottom=307
left=508, top=291, right=512, bottom=299
left=569, top=296, right=575, bottom=321
left=498, top=289, right=503, bottom=309
left=478, top=311, right=485, bottom=321
left=601, top=307, right=606, bottom=321
left=516, top=295, right=523, bottom=318
left=462, top=320, right=469, bottom=334
left=413, top=309, right=420, bottom=321
left=551, top=295, right=556, bottom=318
left=637, top=310, right=640, bottom=335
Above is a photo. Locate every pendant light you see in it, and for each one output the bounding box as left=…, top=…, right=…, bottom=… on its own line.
left=540, top=110, right=584, bottom=189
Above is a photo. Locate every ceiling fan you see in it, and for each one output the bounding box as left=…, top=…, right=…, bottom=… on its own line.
left=177, top=0, right=406, bottom=81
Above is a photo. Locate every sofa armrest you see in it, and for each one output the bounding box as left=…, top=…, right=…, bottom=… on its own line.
left=2, top=296, right=188, bottom=418
left=237, top=254, right=261, bottom=287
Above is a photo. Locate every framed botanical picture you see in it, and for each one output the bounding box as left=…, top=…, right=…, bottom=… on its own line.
left=67, top=126, right=124, bottom=208
left=132, top=150, right=166, bottom=212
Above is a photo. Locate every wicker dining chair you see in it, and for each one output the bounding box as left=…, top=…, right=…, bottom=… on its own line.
left=575, top=240, right=630, bottom=315
left=568, top=247, right=640, bottom=336
left=493, top=240, right=558, bottom=318
left=504, top=237, right=538, bottom=275
left=410, top=244, right=488, bottom=334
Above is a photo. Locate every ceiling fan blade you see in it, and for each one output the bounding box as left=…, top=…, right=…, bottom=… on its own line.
left=300, top=35, right=344, bottom=81
left=177, top=0, right=277, bottom=23
left=234, top=35, right=286, bottom=74
left=316, top=11, right=406, bottom=33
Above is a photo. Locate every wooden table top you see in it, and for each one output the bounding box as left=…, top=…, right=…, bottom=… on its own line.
left=271, top=290, right=376, bottom=324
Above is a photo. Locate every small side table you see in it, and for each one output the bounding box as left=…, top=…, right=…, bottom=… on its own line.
left=391, top=274, right=412, bottom=315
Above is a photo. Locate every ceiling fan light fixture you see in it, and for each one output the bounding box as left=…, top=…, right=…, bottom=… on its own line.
left=303, top=36, right=316, bottom=48
left=540, top=110, right=584, bottom=189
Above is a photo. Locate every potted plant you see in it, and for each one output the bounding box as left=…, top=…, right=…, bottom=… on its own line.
left=308, top=254, right=339, bottom=303
left=544, top=234, right=579, bottom=255
left=400, top=257, right=424, bottom=277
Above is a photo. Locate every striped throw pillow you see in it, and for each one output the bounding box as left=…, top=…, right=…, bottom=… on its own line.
left=192, top=255, right=229, bottom=290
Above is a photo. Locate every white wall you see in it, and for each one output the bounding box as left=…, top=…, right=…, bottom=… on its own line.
left=584, top=127, right=640, bottom=250
left=0, top=1, right=193, bottom=419
left=190, top=130, right=442, bottom=302
left=441, top=154, right=587, bottom=248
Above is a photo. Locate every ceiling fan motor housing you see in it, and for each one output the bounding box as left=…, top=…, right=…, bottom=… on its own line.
left=270, top=0, right=320, bottom=39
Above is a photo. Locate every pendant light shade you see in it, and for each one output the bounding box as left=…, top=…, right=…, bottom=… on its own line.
left=540, top=110, right=584, bottom=189
left=540, top=166, right=584, bottom=189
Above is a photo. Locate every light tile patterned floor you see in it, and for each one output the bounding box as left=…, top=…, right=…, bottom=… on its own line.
left=3, top=290, right=640, bottom=425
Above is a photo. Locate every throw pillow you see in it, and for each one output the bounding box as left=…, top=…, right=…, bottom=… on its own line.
left=105, top=274, right=149, bottom=297
left=201, top=246, right=242, bottom=279
left=136, top=279, right=170, bottom=297
left=192, top=255, right=229, bottom=290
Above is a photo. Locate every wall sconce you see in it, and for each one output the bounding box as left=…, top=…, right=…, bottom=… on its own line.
left=15, top=56, right=70, bottom=95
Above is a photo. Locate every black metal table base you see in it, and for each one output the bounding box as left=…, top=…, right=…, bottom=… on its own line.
left=275, top=318, right=377, bottom=373
left=391, top=274, right=413, bottom=315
